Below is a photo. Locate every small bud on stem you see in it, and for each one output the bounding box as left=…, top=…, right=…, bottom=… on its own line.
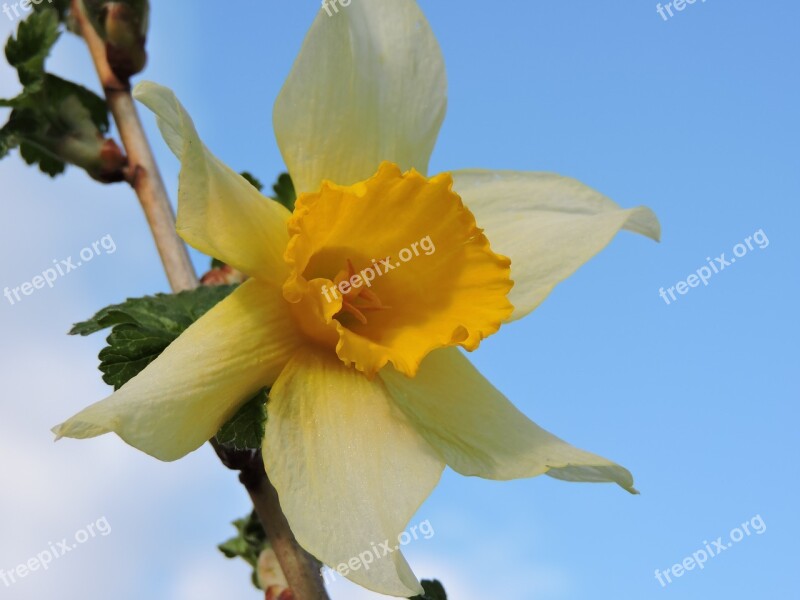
left=102, top=1, right=148, bottom=80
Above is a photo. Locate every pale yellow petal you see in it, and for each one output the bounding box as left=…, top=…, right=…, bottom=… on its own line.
left=53, top=280, right=302, bottom=461
left=264, top=347, right=444, bottom=596
left=273, top=0, right=447, bottom=195
left=134, top=82, right=291, bottom=285
left=381, top=348, right=637, bottom=493
left=452, top=170, right=661, bottom=321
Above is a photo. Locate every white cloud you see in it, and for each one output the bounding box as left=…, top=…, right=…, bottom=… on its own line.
left=169, top=551, right=260, bottom=600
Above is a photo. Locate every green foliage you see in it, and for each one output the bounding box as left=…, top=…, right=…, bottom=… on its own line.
left=4, top=8, right=60, bottom=85
left=240, top=170, right=264, bottom=192
left=410, top=580, right=448, bottom=600
left=1, top=74, right=98, bottom=122
left=48, top=74, right=110, bottom=132
left=0, top=126, right=15, bottom=160
left=218, top=511, right=268, bottom=589
left=1, top=74, right=113, bottom=176
left=241, top=170, right=296, bottom=212
left=70, top=285, right=238, bottom=388
left=272, top=172, right=296, bottom=212
left=215, top=390, right=267, bottom=451
left=18, top=129, right=65, bottom=176
left=1, top=10, right=122, bottom=180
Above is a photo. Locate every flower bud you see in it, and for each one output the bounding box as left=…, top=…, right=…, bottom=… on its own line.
left=102, top=1, right=149, bottom=79
left=256, top=547, right=292, bottom=599
left=200, top=263, right=247, bottom=286
left=50, top=94, right=127, bottom=181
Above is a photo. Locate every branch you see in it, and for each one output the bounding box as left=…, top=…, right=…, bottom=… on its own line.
left=71, top=2, right=329, bottom=597
left=214, top=441, right=330, bottom=600
left=71, top=0, right=195, bottom=293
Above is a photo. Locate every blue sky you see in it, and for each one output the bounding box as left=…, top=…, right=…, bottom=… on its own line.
left=1, top=1, right=797, bottom=598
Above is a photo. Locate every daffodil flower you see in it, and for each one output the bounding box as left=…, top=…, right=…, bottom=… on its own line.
left=53, top=1, right=659, bottom=596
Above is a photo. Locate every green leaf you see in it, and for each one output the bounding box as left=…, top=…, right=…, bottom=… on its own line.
left=240, top=171, right=263, bottom=192
left=96, top=325, right=176, bottom=390
left=0, top=125, right=17, bottom=159
left=240, top=170, right=295, bottom=211
left=3, top=74, right=110, bottom=136
left=71, top=285, right=238, bottom=389
left=0, top=74, right=113, bottom=178
left=5, top=9, right=60, bottom=85
left=71, top=285, right=237, bottom=337
left=48, top=74, right=110, bottom=133
left=410, top=580, right=448, bottom=600
left=215, top=390, right=267, bottom=451
left=19, top=139, right=65, bottom=176
left=0, top=0, right=104, bottom=178
left=219, top=511, right=268, bottom=589
left=272, top=172, right=296, bottom=211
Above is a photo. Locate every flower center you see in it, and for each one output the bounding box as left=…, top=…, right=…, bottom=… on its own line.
left=331, top=259, right=390, bottom=325
left=282, top=162, right=513, bottom=377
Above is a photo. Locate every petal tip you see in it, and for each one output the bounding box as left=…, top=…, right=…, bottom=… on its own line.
left=628, top=205, right=662, bottom=243
left=131, top=80, right=160, bottom=101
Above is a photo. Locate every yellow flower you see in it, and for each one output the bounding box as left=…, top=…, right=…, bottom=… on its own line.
left=53, top=1, right=659, bottom=596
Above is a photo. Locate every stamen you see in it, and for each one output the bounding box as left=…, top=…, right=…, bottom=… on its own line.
left=341, top=300, right=368, bottom=324
left=333, top=258, right=390, bottom=325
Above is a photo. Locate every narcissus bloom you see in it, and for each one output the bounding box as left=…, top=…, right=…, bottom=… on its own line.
left=54, top=1, right=659, bottom=596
